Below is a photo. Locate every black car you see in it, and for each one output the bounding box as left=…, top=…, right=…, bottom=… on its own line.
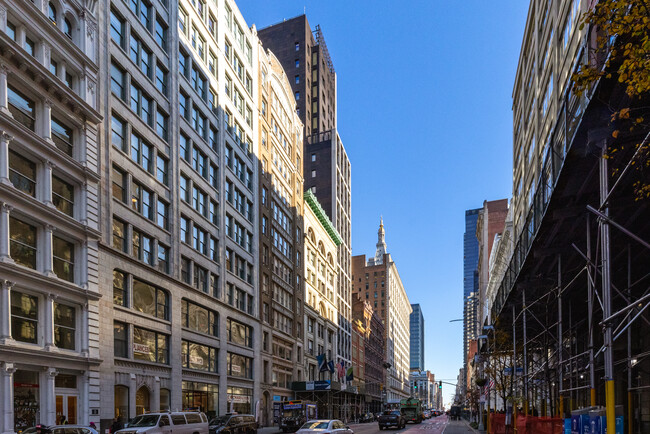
left=209, top=414, right=258, bottom=434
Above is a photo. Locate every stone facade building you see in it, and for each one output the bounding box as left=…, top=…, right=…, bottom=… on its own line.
left=96, top=0, right=261, bottom=428
left=352, top=219, right=411, bottom=405
left=256, top=46, right=304, bottom=425
left=0, top=0, right=102, bottom=429
left=258, top=16, right=352, bottom=370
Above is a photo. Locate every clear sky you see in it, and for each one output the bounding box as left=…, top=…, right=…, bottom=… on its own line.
left=237, top=0, right=529, bottom=406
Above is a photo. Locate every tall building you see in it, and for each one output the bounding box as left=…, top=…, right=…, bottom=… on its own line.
left=462, top=208, right=480, bottom=391
left=409, top=370, right=436, bottom=409
left=97, top=0, right=261, bottom=427
left=475, top=199, right=508, bottom=326
left=409, top=304, right=424, bottom=371
left=258, top=16, right=352, bottom=370
left=0, top=0, right=102, bottom=429
left=352, top=219, right=411, bottom=405
left=256, top=46, right=304, bottom=424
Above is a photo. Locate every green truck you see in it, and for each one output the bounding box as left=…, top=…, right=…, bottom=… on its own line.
left=400, top=397, right=423, bottom=424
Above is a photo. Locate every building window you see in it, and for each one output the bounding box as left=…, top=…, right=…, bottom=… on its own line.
left=133, top=327, right=169, bottom=364
left=7, top=85, right=35, bottom=131
left=157, top=244, right=169, bottom=274
left=156, top=155, right=168, bottom=185
left=132, top=229, right=154, bottom=265
left=227, top=352, right=252, bottom=378
left=182, top=340, right=217, bottom=372
left=114, top=321, right=128, bottom=358
left=11, top=292, right=38, bottom=344
left=181, top=256, right=191, bottom=284
left=112, top=218, right=127, bottom=252
left=110, top=64, right=125, bottom=100
left=52, top=176, right=74, bottom=217
left=133, top=278, right=168, bottom=319
left=227, top=318, right=252, bottom=347
left=54, top=303, right=75, bottom=350
left=295, top=59, right=299, bottom=68
left=9, top=150, right=36, bottom=197
left=113, top=270, right=126, bottom=306
left=53, top=236, right=74, bottom=282
left=156, top=199, right=169, bottom=229
left=9, top=217, right=36, bottom=269
left=182, top=299, right=218, bottom=336
left=110, top=9, right=125, bottom=47
left=51, top=117, right=74, bottom=156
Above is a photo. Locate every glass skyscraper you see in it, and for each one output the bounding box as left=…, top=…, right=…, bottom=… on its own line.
left=410, top=303, right=425, bottom=371
left=463, top=209, right=480, bottom=375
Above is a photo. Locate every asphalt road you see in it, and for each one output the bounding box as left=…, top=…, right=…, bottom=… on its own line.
left=259, top=415, right=479, bottom=434
left=347, top=415, right=477, bottom=434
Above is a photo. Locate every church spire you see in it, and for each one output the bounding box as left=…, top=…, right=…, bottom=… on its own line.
left=374, top=216, right=388, bottom=264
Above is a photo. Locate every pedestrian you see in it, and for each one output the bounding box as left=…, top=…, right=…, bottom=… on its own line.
left=90, top=422, right=97, bottom=430
left=59, top=416, right=68, bottom=425
left=111, top=416, right=124, bottom=433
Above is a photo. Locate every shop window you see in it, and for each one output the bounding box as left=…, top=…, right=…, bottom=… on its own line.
left=181, top=340, right=217, bottom=372
left=160, top=388, right=170, bottom=411
left=136, top=386, right=150, bottom=416
left=114, top=385, right=129, bottom=419
left=14, top=370, right=40, bottom=431
left=133, top=327, right=168, bottom=364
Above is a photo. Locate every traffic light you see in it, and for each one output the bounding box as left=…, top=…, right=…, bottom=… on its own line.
left=438, top=381, right=442, bottom=389
left=414, top=383, right=418, bottom=390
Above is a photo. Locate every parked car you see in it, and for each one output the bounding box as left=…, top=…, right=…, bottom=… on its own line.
left=23, top=426, right=99, bottom=434
left=117, top=412, right=208, bottom=434
left=209, top=414, right=258, bottom=434
left=422, top=411, right=430, bottom=420
left=377, top=411, right=405, bottom=430
left=296, top=420, right=353, bottom=434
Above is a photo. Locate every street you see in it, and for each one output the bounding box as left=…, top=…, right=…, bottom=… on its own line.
left=259, top=416, right=479, bottom=434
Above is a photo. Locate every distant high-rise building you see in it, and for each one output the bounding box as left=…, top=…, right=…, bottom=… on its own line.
left=258, top=15, right=352, bottom=371
left=463, top=209, right=480, bottom=390
left=410, top=304, right=425, bottom=371
left=352, top=219, right=411, bottom=405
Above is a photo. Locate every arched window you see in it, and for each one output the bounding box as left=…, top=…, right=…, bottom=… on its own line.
left=48, top=3, right=57, bottom=24
left=64, top=18, right=72, bottom=38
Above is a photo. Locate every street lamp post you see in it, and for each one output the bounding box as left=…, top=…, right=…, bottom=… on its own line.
left=476, top=331, right=492, bottom=432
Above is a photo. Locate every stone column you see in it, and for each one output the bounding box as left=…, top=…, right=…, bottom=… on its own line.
left=0, top=65, right=11, bottom=116
left=42, top=98, right=53, bottom=144
left=79, top=182, right=88, bottom=225
left=79, top=241, right=88, bottom=289
left=1, top=362, right=16, bottom=434
left=0, top=203, right=14, bottom=263
left=0, top=4, right=8, bottom=32
left=43, top=161, right=54, bottom=207
left=0, top=280, right=14, bottom=344
left=0, top=132, right=13, bottom=185
left=152, top=377, right=160, bottom=413
left=42, top=225, right=56, bottom=277
left=44, top=293, right=56, bottom=351
left=80, top=302, right=89, bottom=357
left=80, top=372, right=89, bottom=425
left=43, top=368, right=58, bottom=425
left=78, top=125, right=87, bottom=167
left=129, top=374, right=137, bottom=419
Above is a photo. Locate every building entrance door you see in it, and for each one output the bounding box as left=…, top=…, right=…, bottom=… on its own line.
left=55, top=394, right=78, bottom=424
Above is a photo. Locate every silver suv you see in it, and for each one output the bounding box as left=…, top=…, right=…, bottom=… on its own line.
left=117, top=412, right=208, bottom=434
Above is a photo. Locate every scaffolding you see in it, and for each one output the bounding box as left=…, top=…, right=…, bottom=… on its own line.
left=488, top=41, right=650, bottom=433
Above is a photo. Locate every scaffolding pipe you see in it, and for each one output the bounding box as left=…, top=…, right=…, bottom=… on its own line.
left=587, top=214, right=596, bottom=406
left=558, top=254, right=564, bottom=418
left=627, top=245, right=633, bottom=434
left=512, top=304, right=517, bottom=426
left=599, top=153, right=615, bottom=434
left=523, top=288, right=529, bottom=415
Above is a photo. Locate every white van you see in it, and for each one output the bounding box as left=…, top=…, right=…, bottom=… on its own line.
left=117, top=412, right=209, bottom=434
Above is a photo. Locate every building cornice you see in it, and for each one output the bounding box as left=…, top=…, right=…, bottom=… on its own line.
left=304, top=190, right=342, bottom=246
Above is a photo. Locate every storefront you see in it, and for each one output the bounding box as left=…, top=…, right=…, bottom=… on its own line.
left=227, top=386, right=252, bottom=414
left=14, top=370, right=39, bottom=431
left=183, top=381, right=219, bottom=419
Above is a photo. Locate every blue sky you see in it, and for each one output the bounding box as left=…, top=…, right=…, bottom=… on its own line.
left=237, top=0, right=529, bottom=406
